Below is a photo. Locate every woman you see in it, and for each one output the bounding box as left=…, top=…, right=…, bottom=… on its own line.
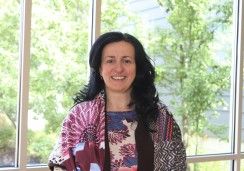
left=48, top=32, right=186, bottom=171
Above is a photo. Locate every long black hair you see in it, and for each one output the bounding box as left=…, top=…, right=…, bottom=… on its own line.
left=74, top=31, right=160, bottom=131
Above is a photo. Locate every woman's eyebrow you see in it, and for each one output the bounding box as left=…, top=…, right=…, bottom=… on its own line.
left=104, top=55, right=132, bottom=58
left=122, top=56, right=134, bottom=59
left=103, top=56, right=115, bottom=59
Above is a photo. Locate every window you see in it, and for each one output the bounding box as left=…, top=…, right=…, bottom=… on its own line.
left=101, top=0, right=233, bottom=151
left=0, top=0, right=92, bottom=170
left=0, top=0, right=20, bottom=167
left=101, top=0, right=242, bottom=170
left=28, top=0, right=90, bottom=165
left=0, top=0, right=244, bottom=170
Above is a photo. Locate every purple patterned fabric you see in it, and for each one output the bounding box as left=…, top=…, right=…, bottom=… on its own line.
left=48, top=93, right=187, bottom=171
left=48, top=94, right=106, bottom=171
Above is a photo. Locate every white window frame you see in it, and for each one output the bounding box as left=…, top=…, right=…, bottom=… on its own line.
left=0, top=0, right=244, bottom=170
left=186, top=0, right=244, bottom=170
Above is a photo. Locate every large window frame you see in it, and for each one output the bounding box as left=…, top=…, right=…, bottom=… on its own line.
left=0, top=0, right=244, bottom=170
left=185, top=0, right=244, bottom=169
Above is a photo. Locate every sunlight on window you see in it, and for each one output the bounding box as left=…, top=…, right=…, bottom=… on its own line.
left=101, top=0, right=233, bottom=157
left=0, top=0, right=20, bottom=167
left=188, top=161, right=231, bottom=171
left=0, top=0, right=241, bottom=169
left=28, top=0, right=90, bottom=165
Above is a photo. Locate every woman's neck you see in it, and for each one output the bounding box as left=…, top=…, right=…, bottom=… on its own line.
left=105, top=91, right=134, bottom=112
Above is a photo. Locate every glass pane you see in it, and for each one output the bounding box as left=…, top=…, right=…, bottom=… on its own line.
left=241, top=159, right=244, bottom=171
left=28, top=0, right=90, bottom=165
left=188, top=161, right=231, bottom=171
left=0, top=0, right=20, bottom=167
left=242, top=55, right=244, bottom=150
left=101, top=0, right=233, bottom=155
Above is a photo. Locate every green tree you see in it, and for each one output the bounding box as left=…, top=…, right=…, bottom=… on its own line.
left=27, top=0, right=90, bottom=162
left=0, top=1, right=19, bottom=128
left=0, top=0, right=91, bottom=164
left=0, top=114, right=15, bottom=151
left=29, top=0, right=90, bottom=133
left=0, top=0, right=20, bottom=165
left=154, top=0, right=232, bottom=156
left=0, top=0, right=233, bottom=167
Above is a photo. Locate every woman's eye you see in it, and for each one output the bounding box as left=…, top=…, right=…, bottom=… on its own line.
left=124, top=59, right=132, bottom=64
left=106, top=59, right=114, bottom=63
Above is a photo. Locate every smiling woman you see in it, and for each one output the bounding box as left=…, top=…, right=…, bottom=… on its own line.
left=48, top=31, right=186, bottom=171
left=100, top=41, right=136, bottom=103
left=0, top=0, right=243, bottom=170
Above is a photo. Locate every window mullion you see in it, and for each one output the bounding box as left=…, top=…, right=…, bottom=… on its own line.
left=87, top=0, right=101, bottom=78
left=89, top=0, right=101, bottom=46
left=233, top=0, right=244, bottom=170
left=17, top=0, right=32, bottom=169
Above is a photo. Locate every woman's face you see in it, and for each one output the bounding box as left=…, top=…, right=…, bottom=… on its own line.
left=100, top=41, right=136, bottom=95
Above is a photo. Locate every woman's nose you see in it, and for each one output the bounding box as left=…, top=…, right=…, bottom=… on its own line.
left=114, top=62, right=123, bottom=73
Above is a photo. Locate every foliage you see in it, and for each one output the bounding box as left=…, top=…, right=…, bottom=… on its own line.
left=0, top=113, right=15, bottom=150
left=29, top=0, right=89, bottom=133
left=28, top=130, right=57, bottom=164
left=188, top=160, right=229, bottom=171
left=101, top=0, right=141, bottom=35
left=0, top=0, right=19, bottom=129
left=0, top=1, right=19, bottom=166
left=0, top=0, right=233, bottom=166
left=154, top=0, right=232, bottom=153
left=0, top=0, right=90, bottom=163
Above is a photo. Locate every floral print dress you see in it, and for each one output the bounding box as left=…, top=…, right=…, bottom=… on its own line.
left=107, top=111, right=138, bottom=171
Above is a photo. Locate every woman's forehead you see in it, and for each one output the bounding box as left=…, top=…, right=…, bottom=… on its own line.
left=102, top=41, right=135, bottom=55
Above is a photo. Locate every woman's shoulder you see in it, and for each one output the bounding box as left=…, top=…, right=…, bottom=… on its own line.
left=154, top=103, right=186, bottom=170
left=156, top=101, right=182, bottom=141
left=70, top=94, right=105, bottom=113
left=157, top=102, right=173, bottom=118
left=61, top=95, right=105, bottom=126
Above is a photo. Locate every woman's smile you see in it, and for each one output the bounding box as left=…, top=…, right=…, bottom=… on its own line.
left=111, top=76, right=126, bottom=80
left=100, top=41, right=136, bottom=94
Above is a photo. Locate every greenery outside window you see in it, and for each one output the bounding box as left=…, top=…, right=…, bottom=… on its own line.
left=0, top=0, right=20, bottom=167
left=0, top=0, right=244, bottom=171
